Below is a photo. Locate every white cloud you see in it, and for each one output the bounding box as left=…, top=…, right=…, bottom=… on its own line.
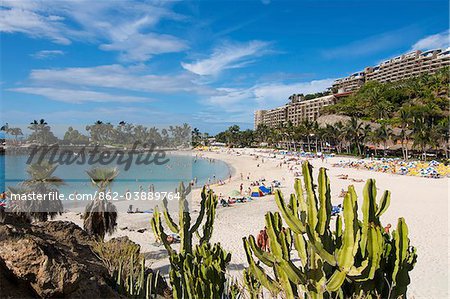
left=27, top=65, right=213, bottom=95
left=411, top=30, right=449, bottom=51
left=31, top=50, right=65, bottom=59
left=100, top=33, right=187, bottom=62
left=8, top=87, right=150, bottom=103
left=198, top=78, right=335, bottom=124
left=0, top=0, right=187, bottom=61
left=181, top=41, right=269, bottom=76
left=193, top=78, right=335, bottom=127
left=0, top=5, right=72, bottom=44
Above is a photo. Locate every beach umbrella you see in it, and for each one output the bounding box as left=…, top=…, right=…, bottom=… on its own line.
left=251, top=187, right=264, bottom=197
left=259, top=185, right=271, bottom=194
left=429, top=160, right=440, bottom=167
left=229, top=190, right=241, bottom=197
left=399, top=166, right=408, bottom=175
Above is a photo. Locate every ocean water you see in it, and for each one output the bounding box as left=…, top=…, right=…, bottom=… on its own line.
left=0, top=153, right=231, bottom=197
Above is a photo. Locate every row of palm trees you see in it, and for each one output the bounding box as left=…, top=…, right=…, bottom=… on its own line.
left=2, top=163, right=119, bottom=241
left=245, top=115, right=447, bottom=160
left=85, top=121, right=191, bottom=147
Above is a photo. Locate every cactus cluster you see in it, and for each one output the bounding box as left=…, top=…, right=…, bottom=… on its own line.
left=93, top=238, right=165, bottom=298
left=151, top=183, right=232, bottom=298
left=115, top=253, right=159, bottom=298
left=243, top=161, right=417, bottom=298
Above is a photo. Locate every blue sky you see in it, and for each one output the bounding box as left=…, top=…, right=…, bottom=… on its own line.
left=1, top=0, right=449, bottom=134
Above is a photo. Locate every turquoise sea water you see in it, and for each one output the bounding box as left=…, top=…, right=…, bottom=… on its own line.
left=0, top=153, right=231, bottom=196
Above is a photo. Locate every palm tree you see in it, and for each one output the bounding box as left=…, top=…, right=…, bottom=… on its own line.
left=254, top=124, right=271, bottom=145
left=192, top=127, right=201, bottom=146
left=20, top=162, right=64, bottom=222
left=334, top=121, right=345, bottom=154
left=374, top=124, right=393, bottom=156
left=398, top=108, right=411, bottom=160
left=86, top=120, right=104, bottom=145
left=360, top=124, right=372, bottom=156
left=83, top=167, right=119, bottom=240
left=345, top=117, right=364, bottom=155
left=9, top=127, right=23, bottom=142
left=435, top=118, right=449, bottom=159
left=412, top=117, right=431, bottom=161
left=367, top=131, right=381, bottom=157
left=28, top=119, right=50, bottom=143
left=301, top=119, right=315, bottom=152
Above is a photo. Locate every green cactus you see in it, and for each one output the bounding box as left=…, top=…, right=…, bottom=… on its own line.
left=243, top=269, right=262, bottom=299
left=151, top=182, right=231, bottom=298
left=243, top=161, right=417, bottom=298
left=93, top=238, right=167, bottom=298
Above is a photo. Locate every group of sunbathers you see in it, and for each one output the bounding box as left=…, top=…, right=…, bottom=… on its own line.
left=219, top=196, right=252, bottom=207
left=337, top=174, right=364, bottom=182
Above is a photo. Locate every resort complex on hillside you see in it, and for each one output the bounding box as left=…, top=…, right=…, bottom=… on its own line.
left=254, top=47, right=450, bottom=129
left=332, top=47, right=450, bottom=93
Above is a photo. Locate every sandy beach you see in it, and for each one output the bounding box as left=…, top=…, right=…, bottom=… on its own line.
left=57, top=148, right=449, bottom=299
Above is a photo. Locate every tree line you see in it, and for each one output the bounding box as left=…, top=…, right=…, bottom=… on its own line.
left=2, top=120, right=192, bottom=148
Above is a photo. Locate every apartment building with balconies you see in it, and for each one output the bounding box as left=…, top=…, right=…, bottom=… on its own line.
left=287, top=95, right=336, bottom=125
left=332, top=71, right=365, bottom=93
left=332, top=47, right=450, bottom=93
left=254, top=95, right=336, bottom=129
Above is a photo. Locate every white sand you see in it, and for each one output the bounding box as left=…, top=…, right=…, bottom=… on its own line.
left=57, top=148, right=449, bottom=298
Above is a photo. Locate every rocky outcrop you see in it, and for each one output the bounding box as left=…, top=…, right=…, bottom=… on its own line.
left=0, top=221, right=122, bottom=298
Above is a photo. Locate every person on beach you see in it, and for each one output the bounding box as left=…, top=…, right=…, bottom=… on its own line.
left=240, top=183, right=243, bottom=195
left=220, top=198, right=229, bottom=207
left=384, top=224, right=392, bottom=234
left=257, top=230, right=264, bottom=248
left=166, top=235, right=175, bottom=244
left=257, top=227, right=269, bottom=251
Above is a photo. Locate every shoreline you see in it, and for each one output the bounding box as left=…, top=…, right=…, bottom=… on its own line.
left=55, top=148, right=448, bottom=298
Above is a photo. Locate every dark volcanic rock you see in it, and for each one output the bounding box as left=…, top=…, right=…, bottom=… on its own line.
left=0, top=221, right=122, bottom=298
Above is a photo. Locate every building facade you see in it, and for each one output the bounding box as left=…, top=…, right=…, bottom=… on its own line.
left=254, top=110, right=267, bottom=129
left=254, top=95, right=336, bottom=129
left=332, top=72, right=365, bottom=93
left=332, top=47, right=450, bottom=93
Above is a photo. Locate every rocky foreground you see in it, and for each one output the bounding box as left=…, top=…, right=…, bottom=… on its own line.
left=0, top=219, right=168, bottom=298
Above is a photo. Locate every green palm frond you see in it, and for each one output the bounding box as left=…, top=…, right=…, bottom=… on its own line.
left=86, top=167, right=119, bottom=189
